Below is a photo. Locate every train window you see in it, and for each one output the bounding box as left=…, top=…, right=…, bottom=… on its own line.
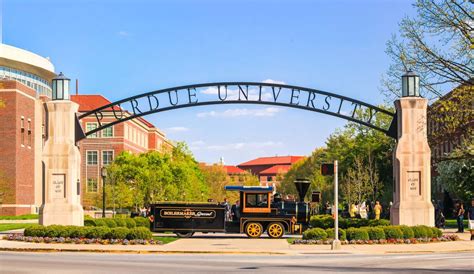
left=245, top=193, right=268, bottom=208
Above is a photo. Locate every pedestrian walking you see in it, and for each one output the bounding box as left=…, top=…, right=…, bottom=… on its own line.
left=456, top=203, right=465, bottom=233
left=468, top=198, right=474, bottom=240
left=360, top=201, right=368, bottom=219
left=350, top=203, right=357, bottom=218
left=374, top=201, right=382, bottom=220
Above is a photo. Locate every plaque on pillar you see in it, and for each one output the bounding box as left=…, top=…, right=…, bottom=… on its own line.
left=407, top=171, right=421, bottom=197
left=52, top=174, right=66, bottom=200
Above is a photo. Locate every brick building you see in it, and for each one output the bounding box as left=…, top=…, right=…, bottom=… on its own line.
left=235, top=156, right=304, bottom=188
left=0, top=44, right=55, bottom=215
left=71, top=95, right=173, bottom=207
left=0, top=43, right=172, bottom=215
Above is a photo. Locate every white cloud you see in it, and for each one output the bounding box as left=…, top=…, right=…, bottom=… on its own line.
left=117, top=31, right=131, bottom=37
left=165, top=126, right=189, bottom=132
left=189, top=140, right=283, bottom=151
left=196, top=107, right=283, bottom=118
left=262, top=79, right=286, bottom=85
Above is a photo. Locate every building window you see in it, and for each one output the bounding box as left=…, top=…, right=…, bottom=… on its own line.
left=86, top=151, right=98, bottom=165
left=102, top=150, right=114, bottom=165
left=27, top=119, right=32, bottom=147
left=86, top=122, right=99, bottom=138
left=87, top=178, right=98, bottom=193
left=267, top=176, right=273, bottom=182
left=20, top=116, right=25, bottom=146
left=102, top=124, right=113, bottom=138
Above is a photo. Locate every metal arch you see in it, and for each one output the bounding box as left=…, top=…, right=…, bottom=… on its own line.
left=76, top=82, right=397, bottom=141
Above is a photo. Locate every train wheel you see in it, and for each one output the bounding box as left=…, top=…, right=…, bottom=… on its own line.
left=175, top=232, right=194, bottom=238
left=245, top=222, right=263, bottom=238
left=267, top=222, right=285, bottom=238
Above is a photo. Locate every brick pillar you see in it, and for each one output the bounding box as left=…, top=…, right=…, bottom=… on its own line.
left=39, top=100, right=83, bottom=226
left=390, top=98, right=434, bottom=226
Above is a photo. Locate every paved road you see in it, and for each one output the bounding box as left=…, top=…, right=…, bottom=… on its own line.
left=1, top=251, right=473, bottom=273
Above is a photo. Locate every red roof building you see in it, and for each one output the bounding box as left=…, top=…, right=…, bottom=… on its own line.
left=237, top=156, right=305, bottom=188
left=71, top=94, right=173, bottom=208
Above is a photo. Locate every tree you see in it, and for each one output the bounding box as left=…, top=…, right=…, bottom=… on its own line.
left=435, top=158, right=473, bottom=203
left=381, top=0, right=473, bottom=100
left=342, top=157, right=371, bottom=206
left=199, top=164, right=259, bottom=203
left=428, top=84, right=474, bottom=158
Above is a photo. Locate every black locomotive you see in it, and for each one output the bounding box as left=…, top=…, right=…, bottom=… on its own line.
left=149, top=180, right=314, bottom=238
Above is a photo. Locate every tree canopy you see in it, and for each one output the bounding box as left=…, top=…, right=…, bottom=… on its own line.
left=381, top=0, right=473, bottom=100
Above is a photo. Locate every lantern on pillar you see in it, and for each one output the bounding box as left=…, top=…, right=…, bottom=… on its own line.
left=51, top=72, right=70, bottom=100
left=401, top=69, right=420, bottom=97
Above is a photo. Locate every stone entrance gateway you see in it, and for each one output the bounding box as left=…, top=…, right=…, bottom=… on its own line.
left=40, top=72, right=434, bottom=227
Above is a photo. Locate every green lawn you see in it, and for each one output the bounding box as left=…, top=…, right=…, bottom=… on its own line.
left=0, top=214, right=38, bottom=220
left=445, top=219, right=468, bottom=229
left=153, top=236, right=178, bottom=244
left=286, top=238, right=297, bottom=244
left=0, top=223, right=33, bottom=232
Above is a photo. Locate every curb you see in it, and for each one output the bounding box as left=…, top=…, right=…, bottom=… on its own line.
left=0, top=247, right=286, bottom=255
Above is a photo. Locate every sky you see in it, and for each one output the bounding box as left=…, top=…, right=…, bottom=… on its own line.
left=2, top=0, right=416, bottom=165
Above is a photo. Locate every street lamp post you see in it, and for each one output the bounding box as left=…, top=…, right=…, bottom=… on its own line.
left=100, top=167, right=107, bottom=218
left=401, top=69, right=420, bottom=97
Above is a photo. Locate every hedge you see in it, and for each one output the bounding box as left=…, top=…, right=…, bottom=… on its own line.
left=346, top=228, right=369, bottom=241
left=133, top=217, right=150, bottom=228
left=302, top=225, right=443, bottom=241
left=382, top=226, right=403, bottom=240
left=303, top=228, right=327, bottom=240
left=366, top=227, right=385, bottom=240
left=24, top=224, right=151, bottom=240
left=309, top=215, right=390, bottom=229
left=325, top=228, right=346, bottom=241
left=83, top=217, right=148, bottom=229
left=399, top=225, right=414, bottom=239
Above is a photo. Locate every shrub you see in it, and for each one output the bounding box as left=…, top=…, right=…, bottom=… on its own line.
left=103, top=218, right=117, bottom=228
left=24, top=225, right=46, bottom=237
left=68, top=226, right=89, bottom=238
left=325, top=228, right=346, bottom=240
left=398, top=225, right=414, bottom=239
left=124, top=218, right=136, bottom=228
left=44, top=225, right=67, bottom=238
left=127, top=227, right=152, bottom=240
left=431, top=227, right=442, bottom=238
left=309, top=215, right=333, bottom=229
left=421, top=226, right=434, bottom=238
left=368, top=219, right=390, bottom=227
left=412, top=225, right=429, bottom=238
left=383, top=226, right=403, bottom=239
left=108, top=227, right=129, bottom=239
left=133, top=217, right=150, bottom=228
left=86, top=226, right=111, bottom=239
left=84, top=219, right=96, bottom=227
left=366, top=227, right=386, bottom=240
left=94, top=219, right=107, bottom=227
left=346, top=228, right=369, bottom=241
left=114, top=218, right=127, bottom=227
left=303, top=228, right=328, bottom=240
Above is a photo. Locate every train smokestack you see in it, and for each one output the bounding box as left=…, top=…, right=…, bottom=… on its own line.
left=294, top=179, right=310, bottom=202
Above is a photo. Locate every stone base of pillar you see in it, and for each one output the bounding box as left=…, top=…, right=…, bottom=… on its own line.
left=39, top=100, right=84, bottom=227
left=39, top=203, right=84, bottom=226
left=390, top=201, right=434, bottom=227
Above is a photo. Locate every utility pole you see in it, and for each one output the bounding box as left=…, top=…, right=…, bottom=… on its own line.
left=331, top=160, right=341, bottom=250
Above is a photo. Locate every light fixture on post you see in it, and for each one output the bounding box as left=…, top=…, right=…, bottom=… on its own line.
left=401, top=69, right=420, bottom=97
left=51, top=72, right=71, bottom=100
left=100, top=166, right=107, bottom=218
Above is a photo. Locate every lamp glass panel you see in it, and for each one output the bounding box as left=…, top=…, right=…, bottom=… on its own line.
left=57, top=80, right=63, bottom=99
left=402, top=76, right=408, bottom=97
left=52, top=81, right=57, bottom=99
left=64, top=80, right=69, bottom=99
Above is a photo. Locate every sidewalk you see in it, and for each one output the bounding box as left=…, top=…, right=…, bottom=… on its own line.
left=1, top=232, right=473, bottom=255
